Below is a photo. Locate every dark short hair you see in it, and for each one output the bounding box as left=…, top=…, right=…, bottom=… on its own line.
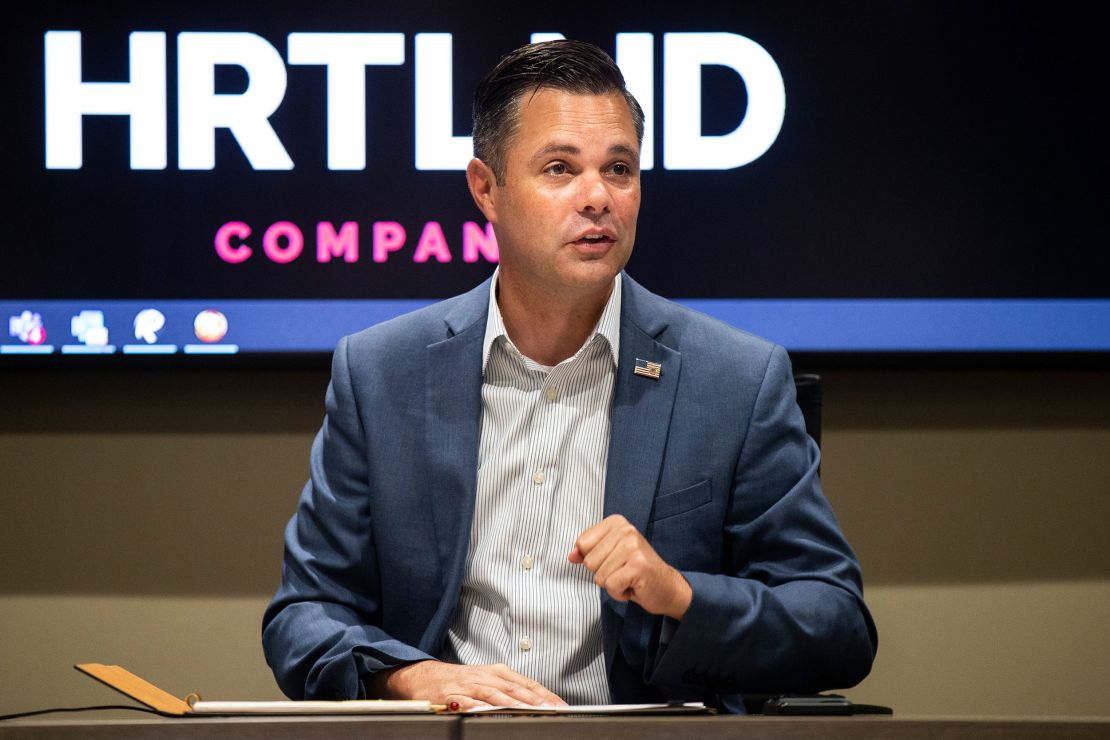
left=472, top=40, right=645, bottom=184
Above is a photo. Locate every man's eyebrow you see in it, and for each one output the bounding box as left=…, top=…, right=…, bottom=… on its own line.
left=531, top=143, right=639, bottom=160
left=532, top=143, right=580, bottom=160
left=608, top=143, right=638, bottom=160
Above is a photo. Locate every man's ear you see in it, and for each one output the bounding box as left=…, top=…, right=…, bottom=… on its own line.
left=466, top=157, right=498, bottom=223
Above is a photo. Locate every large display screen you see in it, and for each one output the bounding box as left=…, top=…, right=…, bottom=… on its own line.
left=4, top=2, right=1107, bottom=358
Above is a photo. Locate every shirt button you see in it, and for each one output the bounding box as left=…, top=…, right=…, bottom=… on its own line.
left=545, top=386, right=558, bottom=402
left=519, top=637, right=533, bottom=652
left=521, top=554, right=534, bottom=570
left=532, top=470, right=545, bottom=485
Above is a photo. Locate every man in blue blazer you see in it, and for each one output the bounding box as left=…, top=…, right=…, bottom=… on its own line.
left=263, top=40, right=876, bottom=712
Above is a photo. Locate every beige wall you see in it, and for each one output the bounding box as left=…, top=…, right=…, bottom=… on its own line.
left=2, top=367, right=1108, bottom=717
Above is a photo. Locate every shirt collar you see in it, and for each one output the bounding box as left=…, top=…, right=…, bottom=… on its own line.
left=482, top=267, right=622, bottom=374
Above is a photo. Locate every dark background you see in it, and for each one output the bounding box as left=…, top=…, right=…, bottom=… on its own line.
left=5, top=1, right=1107, bottom=301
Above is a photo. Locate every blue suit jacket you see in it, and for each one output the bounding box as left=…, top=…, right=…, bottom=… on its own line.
left=262, top=274, right=876, bottom=712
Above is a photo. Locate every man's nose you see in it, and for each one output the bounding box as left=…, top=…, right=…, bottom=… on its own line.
left=577, top=174, right=612, bottom=215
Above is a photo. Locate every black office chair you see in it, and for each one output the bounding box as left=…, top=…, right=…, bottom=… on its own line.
left=793, top=373, right=822, bottom=449
left=794, top=377, right=821, bottom=474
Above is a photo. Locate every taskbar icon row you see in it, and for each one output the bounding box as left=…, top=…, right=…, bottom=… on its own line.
left=3, top=307, right=238, bottom=355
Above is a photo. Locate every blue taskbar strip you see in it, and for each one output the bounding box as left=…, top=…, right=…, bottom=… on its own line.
left=183, top=344, right=240, bottom=355
left=1, top=344, right=56, bottom=354
left=2, top=299, right=1109, bottom=354
left=122, top=344, right=179, bottom=355
left=61, top=344, right=117, bottom=355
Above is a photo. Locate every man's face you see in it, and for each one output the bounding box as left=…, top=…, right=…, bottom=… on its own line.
left=469, top=88, right=641, bottom=300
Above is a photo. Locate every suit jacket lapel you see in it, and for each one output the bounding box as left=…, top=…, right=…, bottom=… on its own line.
left=602, top=275, right=682, bottom=668
left=605, top=275, right=682, bottom=539
left=423, top=281, right=489, bottom=640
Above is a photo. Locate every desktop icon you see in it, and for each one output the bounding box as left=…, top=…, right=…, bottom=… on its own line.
left=134, top=309, right=166, bottom=344
left=71, top=310, right=109, bottom=346
left=8, top=310, right=46, bottom=345
left=194, top=310, right=228, bottom=343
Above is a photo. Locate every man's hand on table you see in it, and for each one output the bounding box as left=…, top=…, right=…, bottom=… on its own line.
left=368, top=660, right=566, bottom=710
left=570, top=514, right=693, bottom=621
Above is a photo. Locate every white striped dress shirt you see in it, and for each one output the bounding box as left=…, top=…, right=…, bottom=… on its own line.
left=443, top=272, right=621, bottom=705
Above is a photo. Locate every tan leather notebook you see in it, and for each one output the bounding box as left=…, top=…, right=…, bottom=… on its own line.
left=75, top=663, right=193, bottom=715
left=74, top=663, right=438, bottom=715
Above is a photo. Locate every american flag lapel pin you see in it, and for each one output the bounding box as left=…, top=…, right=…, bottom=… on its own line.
left=633, top=358, right=662, bottom=380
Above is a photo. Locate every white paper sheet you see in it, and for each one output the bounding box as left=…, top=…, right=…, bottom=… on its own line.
left=188, top=699, right=435, bottom=714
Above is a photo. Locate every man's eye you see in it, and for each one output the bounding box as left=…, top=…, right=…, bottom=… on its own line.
left=611, top=163, right=631, bottom=176
left=546, top=163, right=567, bottom=175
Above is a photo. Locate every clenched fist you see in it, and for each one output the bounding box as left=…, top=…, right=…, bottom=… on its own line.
left=569, top=514, right=692, bottom=620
